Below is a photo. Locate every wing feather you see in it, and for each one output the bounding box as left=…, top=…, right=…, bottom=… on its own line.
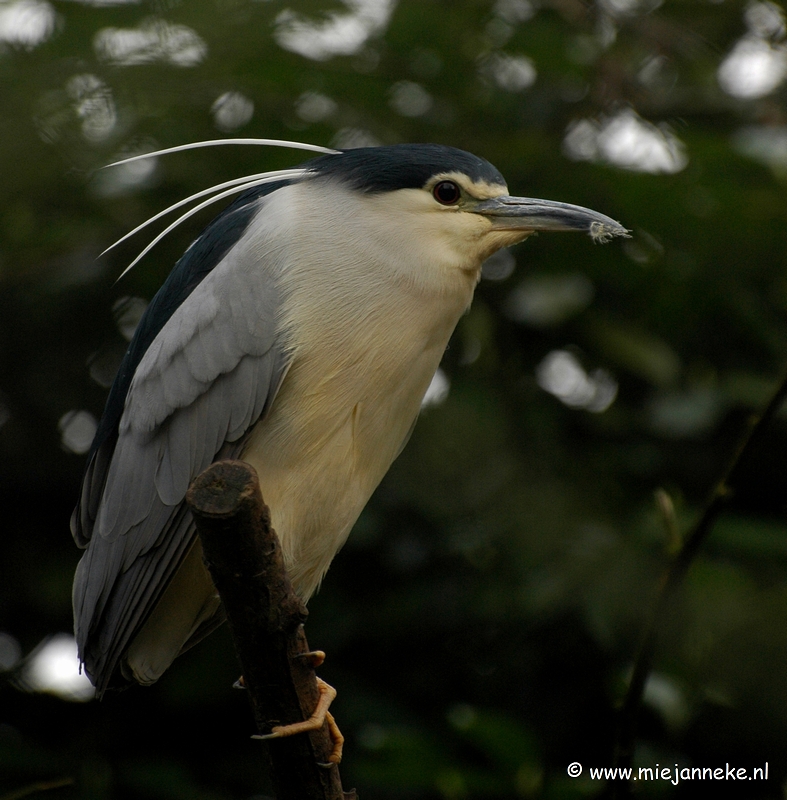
left=72, top=190, right=292, bottom=691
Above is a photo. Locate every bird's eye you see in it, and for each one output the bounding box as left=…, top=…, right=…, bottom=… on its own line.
left=433, top=181, right=461, bottom=205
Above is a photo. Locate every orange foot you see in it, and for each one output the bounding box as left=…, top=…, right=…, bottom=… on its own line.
left=252, top=668, right=344, bottom=765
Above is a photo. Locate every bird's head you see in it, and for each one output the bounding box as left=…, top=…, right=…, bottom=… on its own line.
left=301, top=143, right=629, bottom=280
left=104, top=139, right=628, bottom=288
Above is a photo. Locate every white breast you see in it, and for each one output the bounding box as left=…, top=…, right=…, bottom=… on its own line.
left=241, top=180, right=482, bottom=598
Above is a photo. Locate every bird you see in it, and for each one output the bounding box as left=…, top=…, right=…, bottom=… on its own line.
left=71, top=140, right=628, bottom=699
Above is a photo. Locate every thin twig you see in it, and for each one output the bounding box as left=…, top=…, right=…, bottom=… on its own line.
left=613, top=365, right=787, bottom=792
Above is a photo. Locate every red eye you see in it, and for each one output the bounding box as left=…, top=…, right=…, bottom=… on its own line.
left=433, top=180, right=461, bottom=205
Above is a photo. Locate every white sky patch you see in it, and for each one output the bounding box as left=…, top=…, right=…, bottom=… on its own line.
left=599, top=0, right=662, bottom=16
left=421, top=368, right=450, bottom=408
left=481, top=248, right=516, bottom=281
left=643, top=673, right=690, bottom=729
left=66, top=73, right=116, bottom=142
left=732, top=125, right=787, bottom=174
left=212, top=91, right=254, bottom=133
left=274, top=0, right=395, bottom=61
left=295, top=91, right=338, bottom=123
left=718, top=36, right=787, bottom=98
left=493, top=0, right=535, bottom=24
left=506, top=273, right=594, bottom=327
left=94, top=18, right=207, bottom=66
left=58, top=409, right=97, bottom=454
left=113, top=295, right=147, bottom=340
left=482, top=53, right=537, bottom=92
left=23, top=634, right=95, bottom=702
left=0, top=631, right=21, bottom=670
left=718, top=1, right=787, bottom=99
left=745, top=0, right=787, bottom=37
left=637, top=54, right=668, bottom=88
left=486, top=0, right=535, bottom=47
left=0, top=0, right=57, bottom=49
left=563, top=109, right=687, bottom=174
left=332, top=127, right=381, bottom=149
left=536, top=349, right=617, bottom=413
left=389, top=80, right=433, bottom=117
left=92, top=151, right=157, bottom=197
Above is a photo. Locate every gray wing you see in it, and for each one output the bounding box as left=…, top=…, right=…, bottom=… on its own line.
left=72, top=239, right=290, bottom=693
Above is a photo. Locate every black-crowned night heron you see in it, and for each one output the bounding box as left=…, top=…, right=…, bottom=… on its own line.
left=72, top=140, right=627, bottom=699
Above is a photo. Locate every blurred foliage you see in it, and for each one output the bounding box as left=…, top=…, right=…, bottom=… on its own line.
left=3, top=0, right=787, bottom=797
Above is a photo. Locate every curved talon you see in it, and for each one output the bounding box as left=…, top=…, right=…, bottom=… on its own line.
left=252, top=677, right=343, bottom=763
left=319, top=711, right=344, bottom=765
left=295, top=649, right=326, bottom=668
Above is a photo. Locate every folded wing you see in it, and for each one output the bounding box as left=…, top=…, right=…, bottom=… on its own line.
left=71, top=188, right=292, bottom=694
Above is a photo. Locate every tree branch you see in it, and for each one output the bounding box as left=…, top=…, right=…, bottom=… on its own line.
left=613, top=365, right=787, bottom=794
left=186, top=460, right=356, bottom=800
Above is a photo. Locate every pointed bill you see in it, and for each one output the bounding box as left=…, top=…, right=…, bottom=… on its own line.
left=473, top=196, right=629, bottom=243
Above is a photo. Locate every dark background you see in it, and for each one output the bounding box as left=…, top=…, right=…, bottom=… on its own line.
left=3, top=0, right=787, bottom=797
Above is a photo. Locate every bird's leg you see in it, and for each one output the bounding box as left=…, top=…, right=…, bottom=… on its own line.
left=251, top=650, right=344, bottom=765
